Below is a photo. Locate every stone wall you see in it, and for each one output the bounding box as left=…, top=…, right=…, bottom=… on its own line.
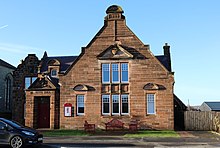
left=12, top=54, right=39, bottom=124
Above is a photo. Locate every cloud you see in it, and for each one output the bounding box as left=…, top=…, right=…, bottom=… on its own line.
left=0, top=25, right=8, bottom=30
left=0, top=42, right=44, bottom=54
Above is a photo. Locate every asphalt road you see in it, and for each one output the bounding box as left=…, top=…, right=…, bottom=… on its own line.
left=39, top=131, right=220, bottom=148
left=1, top=131, right=220, bottom=148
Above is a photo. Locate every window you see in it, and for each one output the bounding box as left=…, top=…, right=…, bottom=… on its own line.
left=112, top=95, right=120, bottom=114
left=77, top=95, right=84, bottom=115
left=102, top=94, right=129, bottom=116
left=102, top=95, right=110, bottom=114
left=121, top=63, right=128, bottom=83
left=51, top=69, right=57, bottom=77
left=0, top=121, right=6, bottom=130
left=102, top=63, right=128, bottom=83
left=147, top=94, right=155, bottom=114
left=112, top=64, right=119, bottom=83
left=25, top=77, right=37, bottom=89
left=5, top=76, right=12, bottom=110
left=102, top=64, right=110, bottom=83
left=121, top=94, right=129, bottom=114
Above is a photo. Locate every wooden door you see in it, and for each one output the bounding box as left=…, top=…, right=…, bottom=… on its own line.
left=37, top=97, right=50, bottom=128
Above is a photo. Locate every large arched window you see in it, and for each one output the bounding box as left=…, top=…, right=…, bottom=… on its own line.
left=5, top=74, right=13, bottom=111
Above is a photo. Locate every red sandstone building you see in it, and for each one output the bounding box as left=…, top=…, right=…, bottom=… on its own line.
left=13, top=5, right=181, bottom=130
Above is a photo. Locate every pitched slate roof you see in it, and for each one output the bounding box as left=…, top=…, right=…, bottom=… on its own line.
left=0, top=59, right=16, bottom=69
left=204, top=102, right=220, bottom=111
left=155, top=55, right=171, bottom=72
left=40, top=56, right=78, bottom=73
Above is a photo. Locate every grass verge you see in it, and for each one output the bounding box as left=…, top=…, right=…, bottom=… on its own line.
left=124, top=130, right=180, bottom=138
left=42, top=130, right=179, bottom=138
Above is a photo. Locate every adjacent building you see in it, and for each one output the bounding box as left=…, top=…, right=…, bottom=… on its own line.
left=0, top=59, right=16, bottom=118
left=200, top=102, right=220, bottom=112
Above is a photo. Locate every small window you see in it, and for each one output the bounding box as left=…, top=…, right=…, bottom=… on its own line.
left=102, top=64, right=110, bottom=83
left=32, top=77, right=37, bottom=83
left=121, top=94, right=129, bottom=114
left=51, top=69, right=58, bottom=77
left=102, top=95, right=110, bottom=115
left=121, top=63, right=128, bottom=83
left=112, top=95, right=120, bottom=115
left=25, top=77, right=31, bottom=89
left=77, top=95, right=84, bottom=115
left=24, top=77, right=37, bottom=89
left=147, top=94, right=156, bottom=114
left=112, top=63, right=119, bottom=83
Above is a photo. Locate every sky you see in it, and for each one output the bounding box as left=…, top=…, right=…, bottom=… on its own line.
left=0, top=0, right=220, bottom=106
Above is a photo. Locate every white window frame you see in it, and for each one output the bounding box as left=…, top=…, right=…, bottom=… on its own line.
left=112, top=94, right=120, bottom=115
left=112, top=63, right=120, bottom=83
left=147, top=94, right=156, bottom=115
left=121, top=94, right=129, bottom=115
left=121, top=63, right=129, bottom=83
left=102, top=95, right=110, bottom=115
left=102, top=64, right=110, bottom=83
left=77, top=95, right=85, bottom=116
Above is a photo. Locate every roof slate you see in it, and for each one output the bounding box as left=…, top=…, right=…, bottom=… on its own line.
left=0, top=59, right=16, bottom=69
left=40, top=56, right=78, bottom=73
left=155, top=55, right=171, bottom=72
left=205, top=102, right=220, bottom=111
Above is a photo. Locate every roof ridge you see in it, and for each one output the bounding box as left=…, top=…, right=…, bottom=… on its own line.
left=0, top=59, right=16, bottom=69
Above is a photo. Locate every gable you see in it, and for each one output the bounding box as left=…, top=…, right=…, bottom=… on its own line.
left=143, top=83, right=166, bottom=90
left=97, top=44, right=148, bottom=60
left=73, top=84, right=95, bottom=91
left=64, top=5, right=172, bottom=75
left=97, top=44, right=132, bottom=59
left=27, top=76, right=58, bottom=90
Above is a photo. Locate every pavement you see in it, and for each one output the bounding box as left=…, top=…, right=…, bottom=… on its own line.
left=39, top=131, right=220, bottom=148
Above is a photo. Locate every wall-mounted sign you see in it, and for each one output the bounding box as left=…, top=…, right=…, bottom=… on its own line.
left=64, top=103, right=72, bottom=117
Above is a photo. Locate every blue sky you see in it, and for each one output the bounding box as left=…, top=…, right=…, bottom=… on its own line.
left=0, top=0, right=220, bottom=106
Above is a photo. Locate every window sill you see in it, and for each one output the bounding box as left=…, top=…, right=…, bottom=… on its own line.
left=101, top=114, right=130, bottom=116
left=146, top=114, right=156, bottom=116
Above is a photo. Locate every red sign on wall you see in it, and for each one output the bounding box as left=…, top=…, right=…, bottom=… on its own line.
left=64, top=103, right=72, bottom=117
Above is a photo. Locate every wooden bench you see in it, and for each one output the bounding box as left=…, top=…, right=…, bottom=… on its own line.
left=129, top=120, right=138, bottom=131
left=105, top=119, right=124, bottom=131
left=84, top=120, right=95, bottom=132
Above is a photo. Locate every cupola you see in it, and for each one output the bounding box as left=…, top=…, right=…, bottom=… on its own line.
left=105, top=5, right=125, bottom=20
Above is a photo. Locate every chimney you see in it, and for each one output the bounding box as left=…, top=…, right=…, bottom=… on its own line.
left=163, top=43, right=170, bottom=57
left=163, top=43, right=172, bottom=72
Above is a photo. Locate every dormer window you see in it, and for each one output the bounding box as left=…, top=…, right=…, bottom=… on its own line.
left=51, top=69, right=58, bottom=77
